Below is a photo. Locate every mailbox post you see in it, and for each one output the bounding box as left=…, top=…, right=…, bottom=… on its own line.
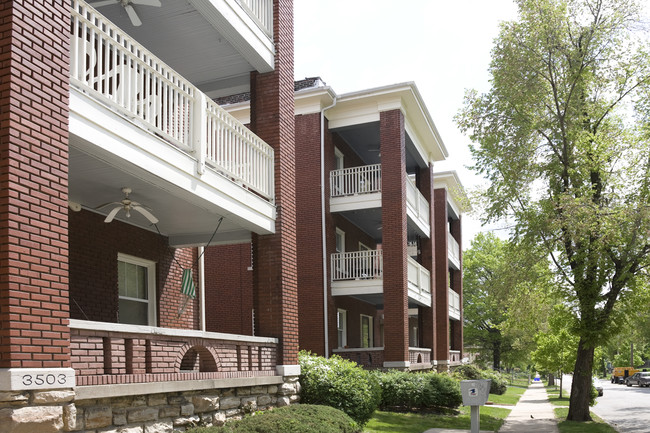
left=460, top=379, right=491, bottom=433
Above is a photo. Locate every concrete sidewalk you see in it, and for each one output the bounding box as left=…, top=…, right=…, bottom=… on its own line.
left=497, top=381, right=559, bottom=432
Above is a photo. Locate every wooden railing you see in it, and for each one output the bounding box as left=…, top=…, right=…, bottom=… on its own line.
left=449, top=288, right=461, bottom=320
left=238, top=0, right=273, bottom=37
left=330, top=164, right=381, bottom=197
left=331, top=249, right=383, bottom=281
left=70, top=0, right=274, bottom=201
left=407, top=256, right=431, bottom=297
left=406, top=175, right=430, bottom=226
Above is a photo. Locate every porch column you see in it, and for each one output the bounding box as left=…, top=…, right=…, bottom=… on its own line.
left=250, top=0, right=298, bottom=366
left=434, top=188, right=450, bottom=370
left=450, top=216, right=463, bottom=357
left=0, top=0, right=73, bottom=389
left=418, top=163, right=436, bottom=365
left=380, top=110, right=409, bottom=369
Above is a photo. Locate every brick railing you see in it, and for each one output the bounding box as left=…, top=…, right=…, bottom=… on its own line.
left=409, top=347, right=432, bottom=366
left=70, top=320, right=278, bottom=386
left=332, top=348, right=384, bottom=369
left=450, top=350, right=462, bottom=365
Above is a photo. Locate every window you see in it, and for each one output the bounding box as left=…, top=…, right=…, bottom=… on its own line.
left=361, top=314, right=373, bottom=348
left=334, top=147, right=344, bottom=170
left=335, top=228, right=345, bottom=253
left=118, top=253, right=156, bottom=326
left=333, top=148, right=344, bottom=195
left=337, top=309, right=347, bottom=348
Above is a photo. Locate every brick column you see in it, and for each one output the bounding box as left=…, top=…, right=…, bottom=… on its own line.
left=250, top=0, right=298, bottom=366
left=0, top=0, right=71, bottom=378
left=434, top=188, right=450, bottom=369
left=418, top=163, right=436, bottom=363
left=450, top=216, right=463, bottom=355
left=380, top=110, right=409, bottom=368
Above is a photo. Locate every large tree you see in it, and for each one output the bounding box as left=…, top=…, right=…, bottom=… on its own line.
left=457, top=0, right=650, bottom=421
left=463, top=233, right=554, bottom=369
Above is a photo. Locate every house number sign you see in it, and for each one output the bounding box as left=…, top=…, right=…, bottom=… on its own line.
left=0, top=368, right=75, bottom=391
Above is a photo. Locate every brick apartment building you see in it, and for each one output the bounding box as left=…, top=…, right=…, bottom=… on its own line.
left=215, top=78, right=467, bottom=371
left=0, top=0, right=300, bottom=431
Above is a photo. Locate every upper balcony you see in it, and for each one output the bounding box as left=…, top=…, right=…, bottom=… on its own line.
left=449, top=288, right=461, bottom=321
left=68, top=0, right=276, bottom=246
left=448, top=234, right=460, bottom=270
left=330, top=250, right=431, bottom=307
left=329, top=165, right=430, bottom=240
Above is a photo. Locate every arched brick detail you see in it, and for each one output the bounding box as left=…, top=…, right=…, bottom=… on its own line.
left=175, top=341, right=220, bottom=372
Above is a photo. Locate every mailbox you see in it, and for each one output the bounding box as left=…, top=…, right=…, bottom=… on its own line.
left=460, top=379, right=491, bottom=406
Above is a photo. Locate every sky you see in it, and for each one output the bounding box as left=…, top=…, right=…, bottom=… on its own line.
left=294, top=0, right=520, bottom=248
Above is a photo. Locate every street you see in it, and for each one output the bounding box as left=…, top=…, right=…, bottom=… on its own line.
left=564, top=376, right=650, bottom=432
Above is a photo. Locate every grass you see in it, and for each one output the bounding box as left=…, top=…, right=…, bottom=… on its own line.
left=555, top=408, right=618, bottom=433
left=488, top=385, right=526, bottom=405
left=545, top=384, right=571, bottom=406
left=364, top=406, right=510, bottom=433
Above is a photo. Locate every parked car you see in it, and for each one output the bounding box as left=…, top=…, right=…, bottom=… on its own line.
left=611, top=366, right=639, bottom=384
left=626, top=371, right=650, bottom=387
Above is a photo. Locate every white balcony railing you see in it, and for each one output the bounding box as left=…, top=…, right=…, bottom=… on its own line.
left=407, top=256, right=431, bottom=298
left=330, top=164, right=381, bottom=197
left=448, top=234, right=460, bottom=265
left=70, top=0, right=274, bottom=201
left=406, top=175, right=430, bottom=226
left=449, top=288, right=461, bottom=320
left=238, top=0, right=273, bottom=37
left=331, top=249, right=383, bottom=281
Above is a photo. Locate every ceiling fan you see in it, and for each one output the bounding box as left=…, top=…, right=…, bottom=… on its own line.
left=91, top=0, right=162, bottom=27
left=96, top=187, right=159, bottom=224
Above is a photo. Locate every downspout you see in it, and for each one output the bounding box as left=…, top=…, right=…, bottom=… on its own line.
left=198, top=246, right=206, bottom=331
left=321, top=94, right=337, bottom=358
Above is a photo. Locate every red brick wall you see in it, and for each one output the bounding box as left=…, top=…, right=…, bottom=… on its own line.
left=434, top=188, right=449, bottom=361
left=69, top=210, right=198, bottom=330
left=0, top=0, right=70, bottom=368
left=419, top=163, right=436, bottom=353
left=380, top=110, right=409, bottom=364
left=250, top=0, right=297, bottom=365
left=204, top=244, right=253, bottom=335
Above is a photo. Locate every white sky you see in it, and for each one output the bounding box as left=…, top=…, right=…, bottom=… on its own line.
left=294, top=0, right=520, bottom=248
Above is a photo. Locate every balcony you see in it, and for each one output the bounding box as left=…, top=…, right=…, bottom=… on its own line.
left=448, top=234, right=460, bottom=270
left=70, top=320, right=278, bottom=387
left=329, top=165, right=430, bottom=239
left=450, top=350, right=462, bottom=366
left=331, top=250, right=431, bottom=307
left=68, top=0, right=276, bottom=245
left=449, top=288, right=461, bottom=321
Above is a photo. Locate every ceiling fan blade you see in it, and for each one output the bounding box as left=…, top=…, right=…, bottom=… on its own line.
left=133, top=0, right=161, bottom=6
left=124, top=4, right=142, bottom=26
left=90, top=0, right=118, bottom=7
left=104, top=206, right=122, bottom=223
left=95, top=201, right=122, bottom=210
left=133, top=205, right=159, bottom=224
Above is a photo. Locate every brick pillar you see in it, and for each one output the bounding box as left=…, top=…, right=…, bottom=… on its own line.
left=419, top=163, right=435, bottom=363
left=380, top=110, right=409, bottom=368
left=450, top=216, right=463, bottom=356
left=434, top=188, right=450, bottom=369
left=0, top=0, right=71, bottom=377
left=250, top=0, right=298, bottom=366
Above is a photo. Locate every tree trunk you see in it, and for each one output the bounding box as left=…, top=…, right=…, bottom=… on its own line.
left=548, top=372, right=555, bottom=387
left=567, top=339, right=594, bottom=421
left=559, top=372, right=563, bottom=399
left=493, top=339, right=501, bottom=370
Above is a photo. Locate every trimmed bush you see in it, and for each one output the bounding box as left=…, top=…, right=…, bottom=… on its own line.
left=188, top=404, right=361, bottom=433
left=454, top=364, right=508, bottom=395
left=374, top=370, right=462, bottom=411
left=298, top=351, right=381, bottom=426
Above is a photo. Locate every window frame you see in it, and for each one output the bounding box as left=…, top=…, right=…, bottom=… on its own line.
left=117, top=253, right=156, bottom=326
left=360, top=314, right=373, bottom=348
left=337, top=308, right=347, bottom=348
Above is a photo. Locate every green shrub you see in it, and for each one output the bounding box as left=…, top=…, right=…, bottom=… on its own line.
left=374, top=370, right=462, bottom=411
left=188, top=404, right=361, bottom=433
left=454, top=364, right=508, bottom=395
left=298, top=351, right=381, bottom=426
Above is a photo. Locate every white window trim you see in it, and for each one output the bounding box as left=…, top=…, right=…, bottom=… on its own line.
left=334, top=147, right=344, bottom=170
left=335, top=228, right=346, bottom=253
left=337, top=309, right=347, bottom=349
left=118, top=253, right=156, bottom=326
left=360, top=314, right=373, bottom=348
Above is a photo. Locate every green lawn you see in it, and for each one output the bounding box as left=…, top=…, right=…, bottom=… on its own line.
left=545, top=385, right=570, bottom=406
left=488, top=385, right=526, bottom=405
left=555, top=408, right=618, bottom=433
left=364, top=406, right=510, bottom=433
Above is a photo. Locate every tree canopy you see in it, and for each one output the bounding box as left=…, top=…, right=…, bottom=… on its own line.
left=457, top=0, right=650, bottom=421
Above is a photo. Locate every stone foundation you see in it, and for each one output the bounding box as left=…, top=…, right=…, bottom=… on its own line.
left=0, top=376, right=300, bottom=433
